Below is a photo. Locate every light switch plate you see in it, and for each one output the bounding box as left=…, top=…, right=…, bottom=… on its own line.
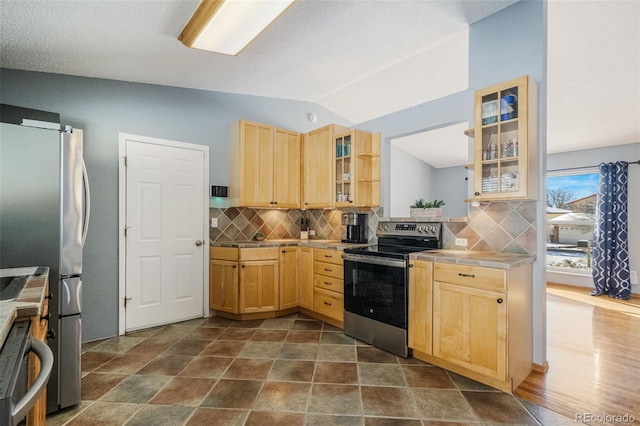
left=211, top=218, right=218, bottom=228
left=455, top=238, right=468, bottom=247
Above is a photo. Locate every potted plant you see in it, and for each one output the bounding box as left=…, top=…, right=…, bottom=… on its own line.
left=410, top=199, right=445, bottom=218
left=254, top=232, right=265, bottom=241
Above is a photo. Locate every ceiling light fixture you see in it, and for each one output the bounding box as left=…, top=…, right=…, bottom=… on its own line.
left=178, top=0, right=295, bottom=56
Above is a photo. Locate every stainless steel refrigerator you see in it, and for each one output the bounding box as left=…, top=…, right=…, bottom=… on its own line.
left=0, top=104, right=89, bottom=413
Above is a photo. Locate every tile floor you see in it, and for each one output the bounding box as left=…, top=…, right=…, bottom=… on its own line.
left=47, top=314, right=577, bottom=425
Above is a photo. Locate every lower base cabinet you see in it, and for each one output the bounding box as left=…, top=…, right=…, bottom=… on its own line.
left=27, top=282, right=49, bottom=426
left=209, top=246, right=345, bottom=328
left=409, top=260, right=533, bottom=393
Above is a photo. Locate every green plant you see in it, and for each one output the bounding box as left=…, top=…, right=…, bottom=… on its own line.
left=410, top=199, right=445, bottom=208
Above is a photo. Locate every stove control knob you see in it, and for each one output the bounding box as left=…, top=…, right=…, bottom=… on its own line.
left=418, top=226, right=424, bottom=232
left=384, top=225, right=389, bottom=231
left=378, top=225, right=384, bottom=231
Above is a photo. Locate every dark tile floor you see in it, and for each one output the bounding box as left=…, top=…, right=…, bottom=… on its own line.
left=47, top=314, right=577, bottom=425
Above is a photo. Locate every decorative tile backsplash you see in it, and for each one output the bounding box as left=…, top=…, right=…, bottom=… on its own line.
left=209, top=201, right=536, bottom=256
left=209, top=207, right=383, bottom=242
left=442, top=201, right=537, bottom=256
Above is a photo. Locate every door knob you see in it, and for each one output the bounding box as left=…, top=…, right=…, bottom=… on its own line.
left=195, top=240, right=203, bottom=246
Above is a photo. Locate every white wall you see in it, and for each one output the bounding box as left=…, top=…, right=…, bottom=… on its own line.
left=389, top=144, right=436, bottom=217
left=547, top=143, right=640, bottom=294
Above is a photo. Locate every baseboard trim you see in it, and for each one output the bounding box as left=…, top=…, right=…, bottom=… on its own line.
left=532, top=361, right=549, bottom=373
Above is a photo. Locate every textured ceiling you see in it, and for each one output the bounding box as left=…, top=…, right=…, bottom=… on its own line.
left=1, top=0, right=638, bottom=167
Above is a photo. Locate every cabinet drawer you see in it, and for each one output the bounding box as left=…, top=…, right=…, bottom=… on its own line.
left=211, top=247, right=239, bottom=261
left=313, top=274, right=343, bottom=294
left=313, top=288, right=344, bottom=322
left=313, top=249, right=343, bottom=265
left=434, top=263, right=505, bottom=292
left=240, top=247, right=279, bottom=261
left=313, top=261, right=343, bottom=280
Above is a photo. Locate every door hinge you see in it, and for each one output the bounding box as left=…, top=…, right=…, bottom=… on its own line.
left=124, top=296, right=132, bottom=308
left=124, top=156, right=128, bottom=167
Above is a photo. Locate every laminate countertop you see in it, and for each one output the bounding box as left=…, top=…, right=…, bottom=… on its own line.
left=211, top=239, right=374, bottom=250
left=0, top=266, right=49, bottom=347
left=410, top=250, right=535, bottom=269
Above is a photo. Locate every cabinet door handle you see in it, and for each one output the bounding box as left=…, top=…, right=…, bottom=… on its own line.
left=324, top=268, right=332, bottom=272
left=41, top=313, right=50, bottom=322
left=324, top=301, right=332, bottom=306
left=282, top=250, right=286, bottom=253
left=458, top=273, right=475, bottom=278
left=241, top=265, right=245, bottom=268
left=474, top=192, right=480, bottom=196
left=408, top=263, right=414, bottom=268
left=232, top=265, right=237, bottom=269
left=497, top=298, right=504, bottom=304
left=324, top=281, right=332, bottom=286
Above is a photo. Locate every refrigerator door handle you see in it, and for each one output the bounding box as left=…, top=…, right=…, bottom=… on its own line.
left=82, top=159, right=90, bottom=247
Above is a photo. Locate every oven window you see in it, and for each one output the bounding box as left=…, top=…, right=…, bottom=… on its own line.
left=344, top=260, right=407, bottom=329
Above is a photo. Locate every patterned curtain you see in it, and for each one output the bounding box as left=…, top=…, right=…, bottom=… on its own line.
left=591, top=162, right=630, bottom=299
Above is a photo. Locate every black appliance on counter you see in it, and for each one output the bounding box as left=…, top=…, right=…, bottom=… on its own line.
left=342, top=221, right=442, bottom=357
left=342, top=213, right=368, bottom=243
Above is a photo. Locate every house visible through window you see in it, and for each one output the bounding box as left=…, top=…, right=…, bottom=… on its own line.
left=546, top=172, right=599, bottom=272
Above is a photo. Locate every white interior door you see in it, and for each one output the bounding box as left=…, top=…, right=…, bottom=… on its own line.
left=123, top=138, right=206, bottom=331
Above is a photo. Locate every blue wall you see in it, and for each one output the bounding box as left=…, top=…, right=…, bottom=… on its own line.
left=0, top=0, right=546, bottom=345
left=0, top=69, right=348, bottom=341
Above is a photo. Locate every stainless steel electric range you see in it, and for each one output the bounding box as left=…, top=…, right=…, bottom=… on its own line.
left=342, top=221, right=442, bottom=357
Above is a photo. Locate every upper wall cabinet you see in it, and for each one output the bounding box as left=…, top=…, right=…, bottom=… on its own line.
left=471, top=76, right=539, bottom=201
left=302, top=124, right=349, bottom=209
left=334, top=130, right=381, bottom=208
left=229, top=120, right=301, bottom=208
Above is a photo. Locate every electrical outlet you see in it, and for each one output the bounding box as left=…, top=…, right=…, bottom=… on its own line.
left=210, top=218, right=218, bottom=228
left=455, top=238, right=468, bottom=247
left=631, top=270, right=638, bottom=285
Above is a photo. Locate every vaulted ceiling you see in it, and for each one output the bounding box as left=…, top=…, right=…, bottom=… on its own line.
left=1, top=0, right=638, bottom=168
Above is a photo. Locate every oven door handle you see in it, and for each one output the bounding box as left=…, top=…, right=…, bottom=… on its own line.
left=343, top=253, right=406, bottom=268
left=11, top=338, right=54, bottom=425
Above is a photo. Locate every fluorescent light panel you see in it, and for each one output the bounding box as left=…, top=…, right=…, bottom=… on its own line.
left=180, top=0, right=295, bottom=56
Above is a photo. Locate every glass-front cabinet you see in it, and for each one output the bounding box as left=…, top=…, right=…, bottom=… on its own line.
left=334, top=130, right=380, bottom=208
left=472, top=76, right=538, bottom=201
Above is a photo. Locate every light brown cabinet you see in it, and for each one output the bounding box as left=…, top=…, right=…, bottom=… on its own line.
left=334, top=130, right=381, bottom=208
left=302, top=124, right=349, bottom=209
left=26, top=280, right=49, bottom=426
left=209, top=247, right=239, bottom=314
left=298, top=246, right=314, bottom=310
left=471, top=75, right=538, bottom=201
left=408, top=260, right=533, bottom=393
left=408, top=259, right=433, bottom=356
left=312, top=248, right=344, bottom=325
left=229, top=120, right=300, bottom=208
left=279, top=246, right=299, bottom=310
left=239, top=248, right=279, bottom=314
left=210, top=247, right=279, bottom=316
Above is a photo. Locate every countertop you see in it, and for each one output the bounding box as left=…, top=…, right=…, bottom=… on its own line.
left=211, top=239, right=374, bottom=250
left=410, top=250, right=535, bottom=269
left=0, top=266, right=49, bottom=347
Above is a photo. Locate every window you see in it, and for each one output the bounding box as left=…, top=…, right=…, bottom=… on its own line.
left=546, top=171, right=599, bottom=273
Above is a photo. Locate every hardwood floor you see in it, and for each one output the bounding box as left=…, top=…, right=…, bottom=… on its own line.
left=515, top=284, right=640, bottom=423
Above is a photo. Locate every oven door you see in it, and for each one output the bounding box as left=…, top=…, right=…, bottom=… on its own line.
left=343, top=253, right=408, bottom=329
left=0, top=321, right=54, bottom=426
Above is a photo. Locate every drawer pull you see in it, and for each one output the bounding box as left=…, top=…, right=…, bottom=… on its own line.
left=497, top=298, right=504, bottom=304
left=324, top=254, right=333, bottom=258
left=324, top=281, right=332, bottom=286
left=324, top=268, right=332, bottom=272
left=41, top=313, right=50, bottom=322
left=458, top=273, right=475, bottom=278
left=324, top=301, right=332, bottom=306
